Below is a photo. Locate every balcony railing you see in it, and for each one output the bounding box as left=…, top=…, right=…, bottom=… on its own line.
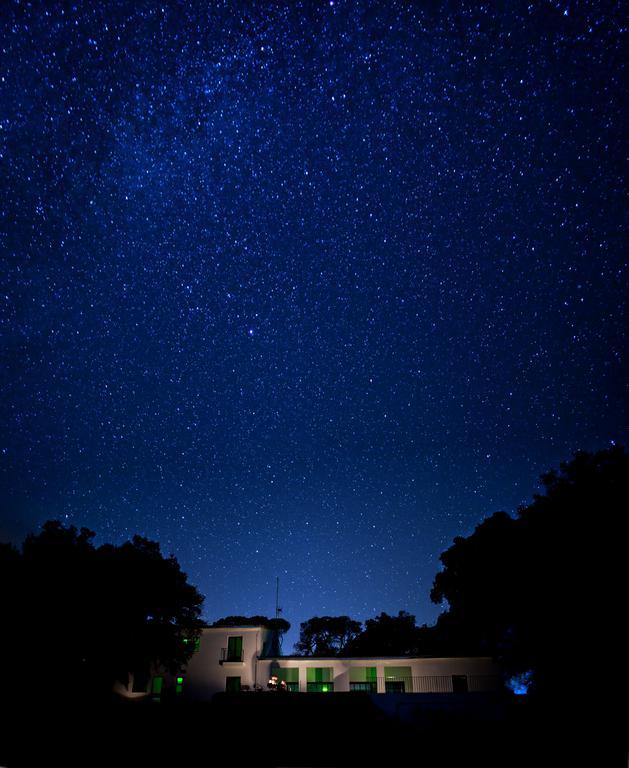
left=315, top=675, right=502, bottom=693
left=349, top=682, right=378, bottom=693
left=306, top=682, right=334, bottom=693
left=219, top=674, right=503, bottom=693
left=220, top=647, right=243, bottom=663
left=376, top=675, right=503, bottom=693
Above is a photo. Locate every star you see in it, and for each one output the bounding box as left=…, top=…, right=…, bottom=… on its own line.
left=0, top=0, right=624, bottom=651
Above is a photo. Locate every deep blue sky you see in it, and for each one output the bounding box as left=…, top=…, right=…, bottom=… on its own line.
left=1, top=1, right=626, bottom=650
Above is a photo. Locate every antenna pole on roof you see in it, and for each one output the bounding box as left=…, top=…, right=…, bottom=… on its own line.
left=275, top=576, right=282, bottom=619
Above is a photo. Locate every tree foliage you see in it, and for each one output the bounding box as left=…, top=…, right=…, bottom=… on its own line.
left=345, top=611, right=420, bottom=656
left=295, top=615, right=362, bottom=656
left=429, top=446, right=627, bottom=697
left=211, top=615, right=290, bottom=634
left=0, top=520, right=204, bottom=700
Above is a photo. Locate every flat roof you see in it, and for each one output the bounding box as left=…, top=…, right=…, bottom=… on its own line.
left=262, top=655, right=494, bottom=662
left=202, top=625, right=268, bottom=631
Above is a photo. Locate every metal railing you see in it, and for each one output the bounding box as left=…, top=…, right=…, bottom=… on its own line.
left=220, top=674, right=504, bottom=693
left=349, top=682, right=378, bottom=693
left=302, top=675, right=501, bottom=693
left=306, top=682, right=335, bottom=693
left=375, top=675, right=503, bottom=693
left=220, top=647, right=243, bottom=663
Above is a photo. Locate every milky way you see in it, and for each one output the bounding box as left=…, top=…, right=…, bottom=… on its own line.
left=1, top=1, right=626, bottom=647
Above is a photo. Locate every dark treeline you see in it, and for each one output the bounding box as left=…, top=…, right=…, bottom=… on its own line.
left=295, top=447, right=627, bottom=705
left=1, top=446, right=625, bottom=710
left=211, top=614, right=291, bottom=634
left=0, top=523, right=204, bottom=701
left=294, top=611, right=422, bottom=656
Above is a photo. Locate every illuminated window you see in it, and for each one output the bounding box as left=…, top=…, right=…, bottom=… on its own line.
left=307, top=667, right=333, bottom=692
left=276, top=667, right=299, bottom=692
left=227, top=636, right=243, bottom=661
left=384, top=666, right=412, bottom=693
left=175, top=676, right=184, bottom=694
left=349, top=667, right=377, bottom=692
left=151, top=676, right=163, bottom=699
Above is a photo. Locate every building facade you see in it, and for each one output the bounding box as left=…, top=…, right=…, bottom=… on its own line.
left=149, top=626, right=503, bottom=701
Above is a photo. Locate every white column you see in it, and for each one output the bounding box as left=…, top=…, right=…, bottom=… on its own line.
left=376, top=664, right=385, bottom=694
left=299, top=665, right=308, bottom=693
left=335, top=663, right=349, bottom=692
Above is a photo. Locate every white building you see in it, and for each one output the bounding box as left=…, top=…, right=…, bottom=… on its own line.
left=149, top=625, right=503, bottom=701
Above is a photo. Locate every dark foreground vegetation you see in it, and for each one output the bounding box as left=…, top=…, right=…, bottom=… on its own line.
left=0, top=688, right=616, bottom=768
left=1, top=446, right=627, bottom=765
left=0, top=522, right=205, bottom=698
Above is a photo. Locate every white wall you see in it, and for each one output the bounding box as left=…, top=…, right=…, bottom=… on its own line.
left=184, top=626, right=272, bottom=700
left=256, top=656, right=502, bottom=694
left=181, top=626, right=502, bottom=700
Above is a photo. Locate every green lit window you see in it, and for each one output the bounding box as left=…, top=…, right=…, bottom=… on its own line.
left=349, top=666, right=377, bottom=692
left=307, top=682, right=334, bottom=692
left=227, top=636, right=243, bottom=661
left=384, top=667, right=412, bottom=693
left=151, top=676, right=163, bottom=697
left=226, top=676, right=241, bottom=693
left=307, top=668, right=333, bottom=692
left=276, top=667, right=299, bottom=691
left=175, top=676, right=184, bottom=694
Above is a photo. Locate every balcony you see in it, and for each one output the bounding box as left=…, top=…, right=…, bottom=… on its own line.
left=219, top=647, right=244, bottom=664
left=310, top=675, right=503, bottom=693
left=349, top=682, right=377, bottom=693
left=306, top=682, right=334, bottom=693
left=378, top=675, right=504, bottom=693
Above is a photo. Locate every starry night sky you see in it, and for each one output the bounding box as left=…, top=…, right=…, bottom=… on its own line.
left=1, top=1, right=626, bottom=649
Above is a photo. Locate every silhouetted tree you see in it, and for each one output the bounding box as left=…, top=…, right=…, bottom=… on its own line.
left=430, top=511, right=520, bottom=656
left=211, top=615, right=290, bottom=633
left=295, top=616, right=362, bottom=656
left=96, top=534, right=205, bottom=692
left=212, top=615, right=291, bottom=656
left=346, top=611, right=421, bottom=656
left=0, top=520, right=204, bottom=701
left=266, top=617, right=291, bottom=634
left=429, top=446, right=628, bottom=700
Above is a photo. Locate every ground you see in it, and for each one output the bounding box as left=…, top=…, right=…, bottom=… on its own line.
left=0, top=691, right=618, bottom=766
